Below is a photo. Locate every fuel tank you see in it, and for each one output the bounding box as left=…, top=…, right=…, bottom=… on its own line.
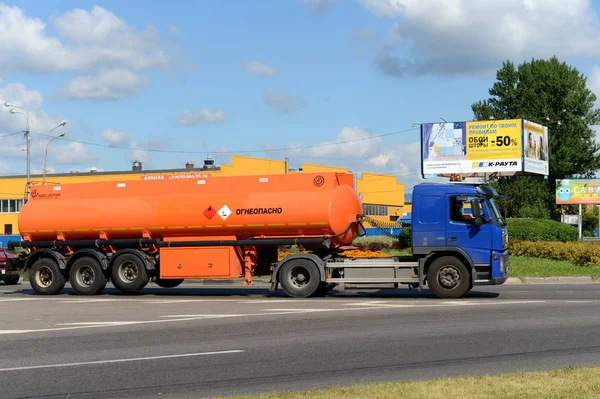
left=18, top=171, right=363, bottom=247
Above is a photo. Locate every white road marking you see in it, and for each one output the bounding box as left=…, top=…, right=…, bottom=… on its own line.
left=0, top=350, right=244, bottom=372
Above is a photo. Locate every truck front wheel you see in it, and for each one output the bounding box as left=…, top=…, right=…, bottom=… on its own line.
left=279, top=258, right=321, bottom=298
left=29, top=258, right=66, bottom=295
left=426, top=256, right=471, bottom=299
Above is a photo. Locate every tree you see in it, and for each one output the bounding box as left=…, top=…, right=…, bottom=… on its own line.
left=472, top=56, right=600, bottom=219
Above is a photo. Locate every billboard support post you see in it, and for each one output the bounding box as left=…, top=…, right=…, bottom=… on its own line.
left=579, top=204, right=583, bottom=241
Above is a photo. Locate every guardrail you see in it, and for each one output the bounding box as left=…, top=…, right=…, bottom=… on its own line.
left=583, top=237, right=600, bottom=242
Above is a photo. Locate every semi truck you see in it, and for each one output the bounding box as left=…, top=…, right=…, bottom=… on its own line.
left=3, top=171, right=509, bottom=298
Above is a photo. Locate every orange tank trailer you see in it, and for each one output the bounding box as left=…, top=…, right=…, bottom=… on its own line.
left=10, top=172, right=364, bottom=297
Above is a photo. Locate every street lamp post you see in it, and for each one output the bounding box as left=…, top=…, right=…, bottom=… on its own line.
left=4, top=102, right=30, bottom=202
left=43, top=120, right=68, bottom=184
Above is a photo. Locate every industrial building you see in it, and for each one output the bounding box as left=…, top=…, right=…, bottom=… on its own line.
left=0, top=155, right=409, bottom=237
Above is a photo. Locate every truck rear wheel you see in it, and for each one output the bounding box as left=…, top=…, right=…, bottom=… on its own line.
left=29, top=258, right=66, bottom=295
left=69, top=256, right=108, bottom=295
left=426, top=256, right=471, bottom=299
left=279, top=258, right=321, bottom=298
left=111, top=254, right=149, bottom=294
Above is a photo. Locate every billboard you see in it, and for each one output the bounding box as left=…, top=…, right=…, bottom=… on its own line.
left=421, top=118, right=549, bottom=176
left=556, top=179, right=600, bottom=205
left=523, top=120, right=549, bottom=175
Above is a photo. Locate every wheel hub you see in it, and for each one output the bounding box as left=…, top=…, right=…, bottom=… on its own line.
left=438, top=266, right=460, bottom=289
left=36, top=266, right=53, bottom=287
left=77, top=266, right=95, bottom=286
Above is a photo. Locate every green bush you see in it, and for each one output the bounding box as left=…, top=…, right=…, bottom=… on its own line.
left=507, top=218, right=578, bottom=242
left=398, top=227, right=411, bottom=249
left=509, top=240, right=600, bottom=267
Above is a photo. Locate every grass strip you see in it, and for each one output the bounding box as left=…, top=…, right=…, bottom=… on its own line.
left=220, top=365, right=600, bottom=399
left=509, top=256, right=600, bottom=278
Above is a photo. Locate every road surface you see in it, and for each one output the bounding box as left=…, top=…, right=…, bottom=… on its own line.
left=0, top=282, right=599, bottom=398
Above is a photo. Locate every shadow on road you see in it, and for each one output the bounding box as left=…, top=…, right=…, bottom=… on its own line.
left=1, top=284, right=501, bottom=299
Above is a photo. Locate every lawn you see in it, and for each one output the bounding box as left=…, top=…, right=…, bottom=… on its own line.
left=220, top=365, right=600, bottom=399
left=509, top=256, right=600, bottom=278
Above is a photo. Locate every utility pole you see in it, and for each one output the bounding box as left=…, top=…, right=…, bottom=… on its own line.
left=4, top=102, right=30, bottom=202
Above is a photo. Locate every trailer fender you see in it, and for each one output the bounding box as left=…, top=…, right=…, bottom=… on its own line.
left=108, top=249, right=156, bottom=271
left=272, top=253, right=326, bottom=285
left=25, top=249, right=67, bottom=271
left=66, top=249, right=110, bottom=271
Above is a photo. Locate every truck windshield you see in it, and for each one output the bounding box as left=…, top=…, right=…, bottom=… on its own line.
left=486, top=197, right=506, bottom=227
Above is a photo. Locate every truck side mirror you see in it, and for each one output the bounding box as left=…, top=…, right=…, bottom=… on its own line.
left=470, top=198, right=483, bottom=226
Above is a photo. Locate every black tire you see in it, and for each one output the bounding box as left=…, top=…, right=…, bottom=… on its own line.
left=279, top=258, right=321, bottom=298
left=313, top=282, right=337, bottom=297
left=69, top=256, right=108, bottom=295
left=29, top=258, right=66, bottom=295
left=155, top=278, right=184, bottom=288
left=2, top=275, right=20, bottom=285
left=426, top=256, right=471, bottom=299
left=111, top=253, right=149, bottom=294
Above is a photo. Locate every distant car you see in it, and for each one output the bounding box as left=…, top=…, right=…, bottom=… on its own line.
left=0, top=250, right=20, bottom=285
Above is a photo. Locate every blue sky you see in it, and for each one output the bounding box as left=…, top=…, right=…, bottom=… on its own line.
left=1, top=0, right=600, bottom=189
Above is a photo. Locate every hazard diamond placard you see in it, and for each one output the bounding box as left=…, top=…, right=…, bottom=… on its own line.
left=218, top=205, right=232, bottom=220
left=203, top=206, right=216, bottom=220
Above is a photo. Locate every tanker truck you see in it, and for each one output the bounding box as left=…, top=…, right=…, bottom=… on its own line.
left=3, top=171, right=509, bottom=299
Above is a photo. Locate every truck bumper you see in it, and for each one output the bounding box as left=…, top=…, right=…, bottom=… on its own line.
left=472, top=250, right=509, bottom=286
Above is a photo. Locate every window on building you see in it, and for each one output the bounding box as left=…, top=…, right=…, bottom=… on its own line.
left=363, top=204, right=388, bottom=216
left=0, top=199, right=24, bottom=213
left=4, top=224, right=12, bottom=235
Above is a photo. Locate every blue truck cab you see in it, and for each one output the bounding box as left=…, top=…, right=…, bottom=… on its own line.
left=410, top=182, right=509, bottom=297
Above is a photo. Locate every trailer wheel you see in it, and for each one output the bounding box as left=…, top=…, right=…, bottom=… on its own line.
left=111, top=254, right=149, bottom=294
left=2, top=276, right=20, bottom=285
left=29, top=258, right=66, bottom=295
left=426, top=256, right=471, bottom=299
left=155, top=278, right=184, bottom=288
left=279, top=258, right=321, bottom=298
left=69, top=256, right=107, bottom=295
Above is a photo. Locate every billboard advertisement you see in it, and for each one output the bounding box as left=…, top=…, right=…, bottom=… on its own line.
left=523, top=120, right=549, bottom=175
left=421, top=118, right=549, bottom=176
left=556, top=179, right=600, bottom=205
left=421, top=119, right=523, bottom=174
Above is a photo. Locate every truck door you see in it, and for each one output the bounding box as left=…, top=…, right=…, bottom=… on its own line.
left=446, top=195, right=492, bottom=265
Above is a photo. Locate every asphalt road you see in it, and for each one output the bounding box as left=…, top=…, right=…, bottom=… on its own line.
left=1, top=282, right=600, bottom=398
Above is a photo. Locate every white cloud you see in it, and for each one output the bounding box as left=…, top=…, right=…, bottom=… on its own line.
left=0, top=4, right=173, bottom=99
left=242, top=61, right=277, bottom=77
left=129, top=142, right=150, bottom=165
left=262, top=89, right=308, bottom=114
left=100, top=128, right=131, bottom=146
left=267, top=126, right=428, bottom=188
left=590, top=65, right=600, bottom=103
left=178, top=109, right=227, bottom=126
left=0, top=82, right=70, bottom=161
left=57, top=69, right=147, bottom=101
left=51, top=142, right=97, bottom=165
left=358, top=0, right=600, bottom=77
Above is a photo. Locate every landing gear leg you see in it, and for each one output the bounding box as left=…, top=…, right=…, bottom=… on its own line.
left=243, top=248, right=257, bottom=286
